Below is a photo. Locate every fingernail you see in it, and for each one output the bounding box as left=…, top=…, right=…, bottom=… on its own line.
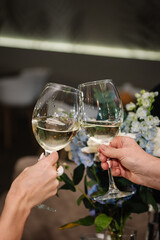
left=38, top=152, right=44, bottom=161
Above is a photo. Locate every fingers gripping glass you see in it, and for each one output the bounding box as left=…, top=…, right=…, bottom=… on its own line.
left=32, top=83, right=82, bottom=211
left=79, top=79, right=135, bottom=201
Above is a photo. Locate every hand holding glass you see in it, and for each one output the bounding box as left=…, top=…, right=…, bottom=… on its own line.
left=32, top=83, right=82, bottom=211
left=79, top=79, right=135, bottom=201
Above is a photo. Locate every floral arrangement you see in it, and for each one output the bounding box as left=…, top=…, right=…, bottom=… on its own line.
left=122, top=90, right=160, bottom=155
left=58, top=90, right=160, bottom=239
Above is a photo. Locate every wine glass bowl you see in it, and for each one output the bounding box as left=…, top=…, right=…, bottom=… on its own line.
left=32, top=82, right=82, bottom=154
left=79, top=79, right=134, bottom=201
left=79, top=79, right=123, bottom=144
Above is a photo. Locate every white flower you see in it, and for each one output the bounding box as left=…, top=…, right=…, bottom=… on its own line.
left=142, top=99, right=151, bottom=108
left=126, top=102, right=136, bottom=111
left=136, top=107, right=147, bottom=120
left=140, top=121, right=148, bottom=132
left=81, top=137, right=102, bottom=154
left=135, top=93, right=141, bottom=98
left=154, top=91, right=159, bottom=97
left=150, top=92, right=155, bottom=98
left=138, top=138, right=147, bottom=149
left=145, top=141, right=154, bottom=154
left=142, top=92, right=150, bottom=99
left=64, top=144, right=71, bottom=152
left=144, top=116, right=159, bottom=127
left=81, top=146, right=98, bottom=154
left=131, top=121, right=141, bottom=133
left=122, top=125, right=130, bottom=133
left=68, top=151, right=72, bottom=160
left=64, top=144, right=73, bottom=160
left=145, top=116, right=154, bottom=126
left=127, top=112, right=137, bottom=121
left=153, top=116, right=160, bottom=126
left=122, top=90, right=159, bottom=156
left=142, top=128, right=157, bottom=141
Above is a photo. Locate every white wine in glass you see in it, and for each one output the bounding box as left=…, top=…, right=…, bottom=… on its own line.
left=32, top=82, right=82, bottom=211
left=83, top=121, right=120, bottom=144
left=79, top=79, right=135, bottom=201
left=32, top=116, right=80, bottom=153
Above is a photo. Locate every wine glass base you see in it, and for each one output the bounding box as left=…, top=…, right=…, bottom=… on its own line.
left=94, top=188, right=135, bottom=201
left=36, top=203, right=56, bottom=212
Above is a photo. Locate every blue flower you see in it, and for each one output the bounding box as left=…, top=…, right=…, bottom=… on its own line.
left=142, top=128, right=157, bottom=141
left=70, top=130, right=94, bottom=167
left=89, top=209, right=96, bottom=217
left=145, top=141, right=154, bottom=154
left=78, top=151, right=94, bottom=168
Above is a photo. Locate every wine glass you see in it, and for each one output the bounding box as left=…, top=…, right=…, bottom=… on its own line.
left=79, top=79, right=135, bottom=201
left=32, top=82, right=82, bottom=211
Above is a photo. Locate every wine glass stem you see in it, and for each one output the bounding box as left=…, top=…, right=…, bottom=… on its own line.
left=107, top=159, right=117, bottom=190
left=45, top=150, right=50, bottom=157
left=45, top=150, right=58, bottom=167
left=36, top=150, right=56, bottom=212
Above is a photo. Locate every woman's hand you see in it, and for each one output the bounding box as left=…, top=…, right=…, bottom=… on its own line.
left=8, top=151, right=59, bottom=209
left=98, top=136, right=160, bottom=189
left=0, top=152, right=59, bottom=240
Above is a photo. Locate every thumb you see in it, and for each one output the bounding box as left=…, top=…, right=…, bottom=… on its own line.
left=42, top=152, right=59, bottom=165
left=110, top=136, right=125, bottom=148
left=98, top=144, right=123, bottom=160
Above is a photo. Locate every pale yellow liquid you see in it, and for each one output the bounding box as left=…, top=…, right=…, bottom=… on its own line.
left=83, top=121, right=120, bottom=144
left=32, top=116, right=80, bottom=152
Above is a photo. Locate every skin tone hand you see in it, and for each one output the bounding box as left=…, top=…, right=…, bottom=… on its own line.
left=98, top=136, right=160, bottom=190
left=0, top=152, right=59, bottom=240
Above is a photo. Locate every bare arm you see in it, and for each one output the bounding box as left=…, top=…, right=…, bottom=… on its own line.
left=0, top=152, right=59, bottom=240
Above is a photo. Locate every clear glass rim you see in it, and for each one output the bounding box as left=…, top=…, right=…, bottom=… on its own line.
left=45, top=82, right=82, bottom=95
left=78, top=79, right=113, bottom=88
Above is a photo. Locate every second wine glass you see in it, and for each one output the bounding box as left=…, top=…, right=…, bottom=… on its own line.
left=79, top=79, right=135, bottom=201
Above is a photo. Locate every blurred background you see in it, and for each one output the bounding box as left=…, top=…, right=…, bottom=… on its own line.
left=0, top=1, right=160, bottom=239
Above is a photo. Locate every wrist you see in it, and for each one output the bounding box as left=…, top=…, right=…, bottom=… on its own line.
left=140, top=155, right=160, bottom=189
left=0, top=187, right=31, bottom=240
left=2, top=187, right=31, bottom=223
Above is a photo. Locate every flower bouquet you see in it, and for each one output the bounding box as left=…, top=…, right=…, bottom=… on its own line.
left=58, top=90, right=160, bottom=239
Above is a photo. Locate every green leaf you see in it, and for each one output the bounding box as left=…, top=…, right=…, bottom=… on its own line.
left=84, top=175, right=88, bottom=194
left=60, top=173, right=74, bottom=185
left=60, top=173, right=76, bottom=192
left=59, top=183, right=76, bottom=192
left=73, top=164, right=85, bottom=185
left=124, top=199, right=148, bottom=213
left=114, top=220, right=120, bottom=231
left=59, top=216, right=94, bottom=230
left=87, top=167, right=97, bottom=182
left=77, top=194, right=85, bottom=206
left=83, top=197, right=93, bottom=209
left=59, top=222, right=80, bottom=230
left=87, top=180, right=96, bottom=188
left=94, top=214, right=112, bottom=233
left=140, top=187, right=158, bottom=212
left=64, top=164, right=69, bottom=170
left=116, top=177, right=133, bottom=187
left=77, top=215, right=94, bottom=226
